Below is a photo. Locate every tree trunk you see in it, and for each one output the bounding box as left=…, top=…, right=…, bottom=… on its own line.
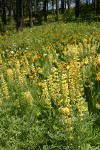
left=75, top=0, right=80, bottom=17
left=67, top=0, right=71, bottom=12
left=96, top=0, right=100, bottom=15
left=34, top=0, right=38, bottom=22
left=0, top=0, right=2, bottom=17
left=65, top=0, right=67, bottom=10
left=16, top=0, right=24, bottom=31
left=92, top=0, right=96, bottom=11
left=43, top=0, right=47, bottom=22
left=52, top=0, right=54, bottom=15
left=86, top=0, right=88, bottom=5
left=61, top=0, right=64, bottom=14
left=1, top=0, right=7, bottom=25
left=47, top=0, right=48, bottom=11
left=29, top=0, right=33, bottom=27
left=55, top=0, right=59, bottom=21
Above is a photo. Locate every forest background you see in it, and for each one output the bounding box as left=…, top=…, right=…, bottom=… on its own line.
left=0, top=0, right=100, bottom=150
left=0, top=0, right=100, bottom=31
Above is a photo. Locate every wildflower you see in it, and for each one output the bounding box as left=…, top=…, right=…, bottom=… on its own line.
left=32, top=55, right=39, bottom=62
left=42, top=80, right=51, bottom=107
left=59, top=107, right=69, bottom=114
left=65, top=118, right=72, bottom=126
left=15, top=68, right=21, bottom=75
left=68, top=55, right=88, bottom=117
left=24, top=57, right=30, bottom=66
left=0, top=74, right=9, bottom=100
left=43, top=53, right=48, bottom=56
left=7, top=69, right=13, bottom=78
left=63, top=50, right=67, bottom=55
left=10, top=51, right=14, bottom=54
left=31, top=63, right=35, bottom=72
left=61, top=73, right=70, bottom=104
left=22, top=91, right=33, bottom=105
left=83, top=38, right=87, bottom=47
left=51, top=67, right=57, bottom=73
left=47, top=68, right=61, bottom=105
left=0, top=54, right=2, bottom=65
left=29, top=75, right=34, bottom=79
left=83, top=57, right=89, bottom=65
left=15, top=59, right=20, bottom=69
left=22, top=69, right=29, bottom=74
left=78, top=42, right=83, bottom=50
left=18, top=74, right=28, bottom=87
left=36, top=67, right=43, bottom=73
left=38, top=82, right=44, bottom=87
left=96, top=72, right=100, bottom=81
left=96, top=103, right=100, bottom=109
left=68, top=127, right=73, bottom=132
left=96, top=54, right=100, bottom=67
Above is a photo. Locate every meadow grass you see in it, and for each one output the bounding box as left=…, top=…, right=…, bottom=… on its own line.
left=0, top=22, right=100, bottom=150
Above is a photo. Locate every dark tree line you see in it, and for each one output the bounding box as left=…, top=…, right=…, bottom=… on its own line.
left=0, top=0, right=100, bottom=31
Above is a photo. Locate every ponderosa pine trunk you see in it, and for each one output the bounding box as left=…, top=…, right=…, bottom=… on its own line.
left=96, top=0, right=100, bottom=15
left=67, top=0, right=71, bottom=12
left=1, top=0, right=7, bottom=25
left=55, top=0, right=59, bottom=21
left=75, top=0, right=80, bottom=17
left=16, top=0, right=24, bottom=31
left=29, top=0, right=33, bottom=27
left=61, top=0, right=64, bottom=14
left=43, top=0, right=47, bottom=22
